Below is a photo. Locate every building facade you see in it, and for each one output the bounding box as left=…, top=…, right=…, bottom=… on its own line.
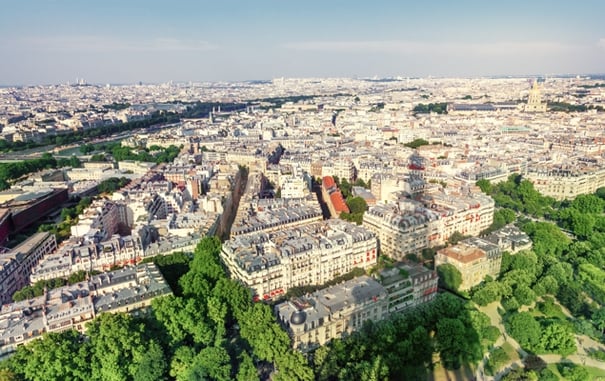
left=221, top=219, right=377, bottom=300
left=0, top=263, right=171, bottom=358
left=435, top=237, right=501, bottom=291
left=525, top=167, right=605, bottom=200
left=363, top=202, right=440, bottom=260
left=276, top=264, right=438, bottom=352
left=30, top=234, right=144, bottom=282
left=0, top=233, right=57, bottom=304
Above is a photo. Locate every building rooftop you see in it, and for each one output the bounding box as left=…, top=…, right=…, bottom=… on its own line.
left=276, top=275, right=385, bottom=329
left=0, top=263, right=170, bottom=354
left=224, top=219, right=375, bottom=274
left=438, top=243, right=485, bottom=264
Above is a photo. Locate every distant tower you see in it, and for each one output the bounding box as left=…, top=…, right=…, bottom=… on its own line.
left=524, top=80, right=547, bottom=112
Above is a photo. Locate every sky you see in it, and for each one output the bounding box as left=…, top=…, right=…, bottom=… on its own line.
left=1, top=0, right=604, bottom=85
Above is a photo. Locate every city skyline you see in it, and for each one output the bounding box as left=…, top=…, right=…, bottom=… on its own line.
left=1, top=0, right=605, bottom=85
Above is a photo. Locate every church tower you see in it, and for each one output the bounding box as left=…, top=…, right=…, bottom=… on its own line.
left=524, top=80, right=547, bottom=112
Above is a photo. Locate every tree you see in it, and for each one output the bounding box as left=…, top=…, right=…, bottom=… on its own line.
left=314, top=342, right=344, bottom=381
left=501, top=367, right=538, bottom=381
left=540, top=322, right=576, bottom=356
left=486, top=347, right=509, bottom=375
left=437, top=264, right=462, bottom=292
left=79, top=144, right=95, bottom=154
left=538, top=368, right=560, bottom=381
left=514, top=284, right=537, bottom=306
left=403, top=138, right=429, bottom=149
left=560, top=209, right=595, bottom=239
left=523, top=355, right=547, bottom=372
left=501, top=296, right=520, bottom=312
left=169, top=346, right=196, bottom=380
left=0, top=368, right=18, bottom=381
left=545, top=262, right=573, bottom=285
left=189, top=346, right=232, bottom=381
left=533, top=275, right=559, bottom=296
left=354, top=178, right=368, bottom=189
left=435, top=318, right=467, bottom=369
left=570, top=194, right=605, bottom=214
left=472, top=281, right=503, bottom=305
left=10, top=330, right=91, bottom=381
left=558, top=363, right=589, bottom=381
left=447, top=231, right=467, bottom=245
left=592, top=307, right=605, bottom=334
left=273, top=351, right=314, bottom=381
left=87, top=313, right=167, bottom=381
left=507, top=312, right=541, bottom=350
left=238, top=303, right=290, bottom=363
left=133, top=340, right=167, bottom=381
left=557, top=283, right=588, bottom=317
left=346, top=196, right=367, bottom=214
left=152, top=295, right=215, bottom=348
left=346, top=355, right=389, bottom=381
left=523, top=222, right=570, bottom=257
left=537, top=296, right=563, bottom=317
left=236, top=352, right=259, bottom=381
left=476, top=179, right=492, bottom=194
left=207, top=296, right=228, bottom=344
left=510, top=250, right=541, bottom=274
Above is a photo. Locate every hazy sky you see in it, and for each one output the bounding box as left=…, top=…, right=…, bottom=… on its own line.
left=1, top=0, right=604, bottom=85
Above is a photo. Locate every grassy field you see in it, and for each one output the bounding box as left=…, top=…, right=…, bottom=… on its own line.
left=428, top=362, right=475, bottom=381
left=501, top=342, right=520, bottom=362
left=546, top=363, right=605, bottom=380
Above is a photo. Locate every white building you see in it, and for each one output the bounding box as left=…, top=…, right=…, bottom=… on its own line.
left=221, top=219, right=377, bottom=300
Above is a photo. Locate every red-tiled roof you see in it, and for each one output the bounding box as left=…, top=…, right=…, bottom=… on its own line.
left=330, top=191, right=349, bottom=213
left=322, top=176, right=336, bottom=188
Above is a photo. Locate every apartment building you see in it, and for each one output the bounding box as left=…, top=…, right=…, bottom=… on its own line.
left=0, top=263, right=171, bottom=358
left=30, top=234, right=144, bottom=282
left=230, top=196, right=322, bottom=238
left=327, top=158, right=356, bottom=182
left=363, top=202, right=440, bottom=260
left=221, top=219, right=377, bottom=300
left=525, top=166, right=605, bottom=200
left=117, top=160, right=156, bottom=175
left=70, top=199, right=123, bottom=240
left=280, top=175, right=307, bottom=199
left=369, top=174, right=412, bottom=203
left=483, top=224, right=532, bottom=254
left=276, top=264, right=438, bottom=352
left=0, top=233, right=57, bottom=304
left=419, top=188, right=495, bottom=244
left=435, top=237, right=501, bottom=291
left=380, top=263, right=438, bottom=314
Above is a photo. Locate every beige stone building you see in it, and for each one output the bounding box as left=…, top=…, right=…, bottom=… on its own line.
left=435, top=238, right=501, bottom=291
left=0, top=263, right=171, bottom=358
left=525, top=167, right=605, bottom=200
left=221, top=220, right=377, bottom=301
left=276, top=264, right=438, bottom=352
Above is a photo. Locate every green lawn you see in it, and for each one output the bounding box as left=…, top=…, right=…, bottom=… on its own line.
left=502, top=342, right=520, bottom=362
left=546, top=363, right=605, bottom=380
left=529, top=304, right=569, bottom=321
left=586, top=365, right=605, bottom=379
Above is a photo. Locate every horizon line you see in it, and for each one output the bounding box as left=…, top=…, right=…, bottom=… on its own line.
left=2, top=72, right=605, bottom=88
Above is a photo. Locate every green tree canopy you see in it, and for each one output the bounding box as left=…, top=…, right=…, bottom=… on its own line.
left=437, top=264, right=463, bottom=292
left=506, top=312, right=541, bottom=350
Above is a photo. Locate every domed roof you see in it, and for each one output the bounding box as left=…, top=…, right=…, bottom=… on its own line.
left=290, top=310, right=307, bottom=325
